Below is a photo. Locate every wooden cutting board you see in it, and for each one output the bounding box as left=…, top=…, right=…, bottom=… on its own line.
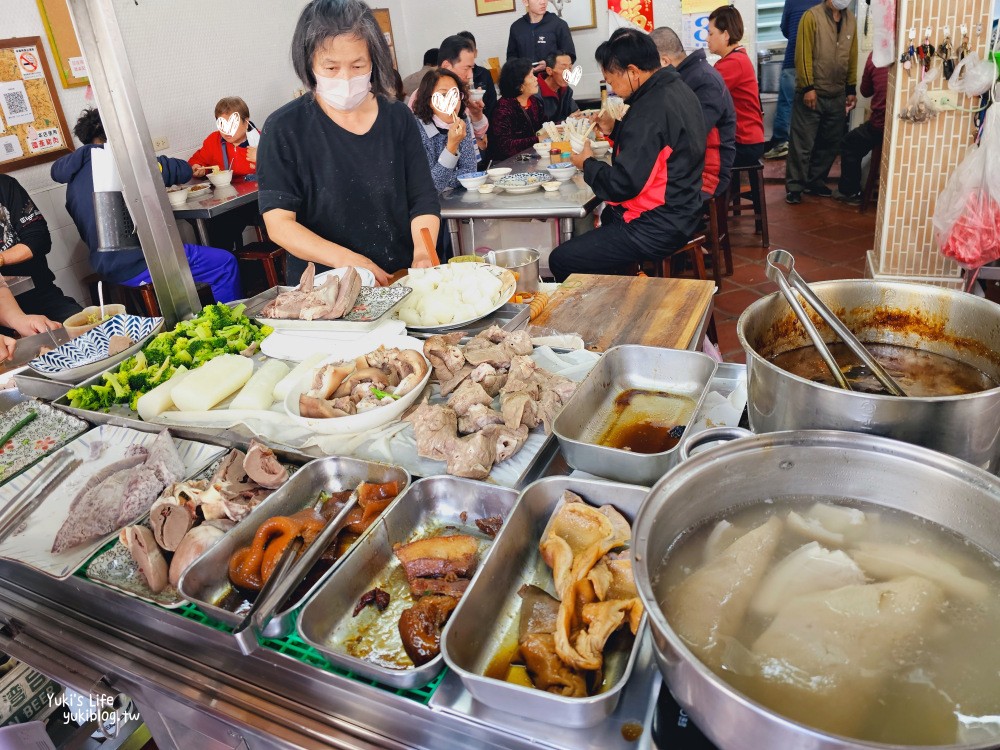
left=531, top=274, right=715, bottom=352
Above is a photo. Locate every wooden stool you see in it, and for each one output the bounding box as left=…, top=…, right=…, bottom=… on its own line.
left=236, top=241, right=287, bottom=296
left=859, top=141, right=882, bottom=214
left=632, top=236, right=709, bottom=280
left=729, top=160, right=769, bottom=248
left=705, top=193, right=733, bottom=285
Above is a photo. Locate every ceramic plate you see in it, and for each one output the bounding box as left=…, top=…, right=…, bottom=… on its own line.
left=249, top=286, right=412, bottom=332
left=0, top=425, right=226, bottom=580
left=0, top=401, right=87, bottom=487
left=494, top=171, right=548, bottom=189
left=314, top=266, right=377, bottom=288
left=501, top=182, right=542, bottom=195
left=394, top=264, right=518, bottom=333
left=29, top=315, right=163, bottom=384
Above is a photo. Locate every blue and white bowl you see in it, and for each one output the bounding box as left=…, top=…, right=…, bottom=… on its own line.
left=457, top=171, right=489, bottom=189
left=29, top=314, right=164, bottom=384
left=546, top=163, right=577, bottom=182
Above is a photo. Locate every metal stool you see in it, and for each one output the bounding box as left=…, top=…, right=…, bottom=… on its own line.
left=729, top=160, right=769, bottom=247
left=859, top=141, right=883, bottom=215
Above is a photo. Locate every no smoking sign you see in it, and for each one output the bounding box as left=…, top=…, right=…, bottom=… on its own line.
left=13, top=46, right=43, bottom=80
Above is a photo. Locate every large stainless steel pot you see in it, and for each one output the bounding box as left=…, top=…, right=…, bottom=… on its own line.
left=737, top=280, right=1000, bottom=471
left=632, top=428, right=1000, bottom=750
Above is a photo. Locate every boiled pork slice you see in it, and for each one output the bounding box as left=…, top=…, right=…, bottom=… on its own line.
left=114, top=468, right=167, bottom=528
left=168, top=520, right=234, bottom=588
left=243, top=440, right=288, bottom=489
left=149, top=496, right=197, bottom=551
left=121, top=526, right=168, bottom=593
left=457, top=403, right=504, bottom=435
left=406, top=403, right=458, bottom=462
left=144, top=429, right=186, bottom=486
left=445, top=432, right=495, bottom=480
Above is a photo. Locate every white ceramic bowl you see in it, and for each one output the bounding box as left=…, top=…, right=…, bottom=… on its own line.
left=487, top=168, right=512, bottom=181
left=283, top=336, right=431, bottom=435
left=166, top=187, right=190, bottom=206
left=541, top=181, right=562, bottom=192
left=546, top=163, right=576, bottom=182
left=478, top=184, right=496, bottom=194
left=533, top=142, right=553, bottom=157
left=591, top=140, right=610, bottom=157
left=457, top=171, right=488, bottom=189
left=469, top=88, right=486, bottom=102
left=187, top=184, right=211, bottom=201
left=206, top=170, right=234, bottom=187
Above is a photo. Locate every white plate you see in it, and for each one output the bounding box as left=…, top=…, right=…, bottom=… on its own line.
left=0, top=425, right=226, bottom=579
left=283, top=336, right=431, bottom=436
left=313, top=266, right=377, bottom=288
left=501, top=182, right=543, bottom=194
left=259, top=320, right=407, bottom=362
left=392, top=264, right=518, bottom=332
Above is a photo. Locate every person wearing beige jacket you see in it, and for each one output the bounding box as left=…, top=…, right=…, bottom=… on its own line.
left=785, top=0, right=857, bottom=204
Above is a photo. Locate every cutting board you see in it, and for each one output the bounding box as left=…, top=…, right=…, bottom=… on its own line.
left=531, top=274, right=715, bottom=352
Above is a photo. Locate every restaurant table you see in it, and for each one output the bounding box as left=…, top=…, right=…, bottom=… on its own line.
left=532, top=274, right=717, bottom=352
left=439, top=150, right=602, bottom=255
left=4, top=276, right=34, bottom=297
left=170, top=177, right=259, bottom=245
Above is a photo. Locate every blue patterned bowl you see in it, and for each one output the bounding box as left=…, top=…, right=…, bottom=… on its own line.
left=29, top=314, right=163, bottom=383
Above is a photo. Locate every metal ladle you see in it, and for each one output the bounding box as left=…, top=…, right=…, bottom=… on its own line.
left=765, top=249, right=907, bottom=397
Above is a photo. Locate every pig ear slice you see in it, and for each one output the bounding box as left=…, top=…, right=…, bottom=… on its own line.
left=392, top=351, right=430, bottom=397
left=308, top=362, right=355, bottom=400
left=299, top=395, right=350, bottom=419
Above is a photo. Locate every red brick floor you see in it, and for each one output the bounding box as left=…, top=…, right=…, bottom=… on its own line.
left=717, top=165, right=876, bottom=364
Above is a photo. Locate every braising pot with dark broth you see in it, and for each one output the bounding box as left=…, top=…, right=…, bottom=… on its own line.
left=738, top=280, right=1000, bottom=470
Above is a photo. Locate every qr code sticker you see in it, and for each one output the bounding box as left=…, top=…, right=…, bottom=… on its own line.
left=2, top=91, right=28, bottom=118
left=2, top=142, right=14, bottom=156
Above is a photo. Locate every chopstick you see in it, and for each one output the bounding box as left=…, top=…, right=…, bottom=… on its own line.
left=0, top=455, right=82, bottom=544
left=0, top=409, right=37, bottom=449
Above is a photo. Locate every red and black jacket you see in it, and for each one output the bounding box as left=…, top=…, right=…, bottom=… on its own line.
left=675, top=49, right=736, bottom=199
left=583, top=66, right=706, bottom=253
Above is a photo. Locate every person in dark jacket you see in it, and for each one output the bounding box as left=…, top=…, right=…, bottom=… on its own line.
left=51, top=108, right=241, bottom=303
left=0, top=174, right=81, bottom=323
left=550, top=28, right=706, bottom=282
left=491, top=58, right=544, bottom=161
left=652, top=26, right=736, bottom=199
left=835, top=53, right=887, bottom=204
left=457, top=31, right=499, bottom=120
left=535, top=50, right=579, bottom=123
left=507, top=0, right=576, bottom=72
left=765, top=0, right=817, bottom=158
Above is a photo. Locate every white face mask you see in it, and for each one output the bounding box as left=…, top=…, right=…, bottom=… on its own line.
left=314, top=70, right=372, bottom=112
left=831, top=0, right=851, bottom=9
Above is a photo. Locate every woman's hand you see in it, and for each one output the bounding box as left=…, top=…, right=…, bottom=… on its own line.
left=343, top=251, right=391, bottom=286
left=11, top=314, right=60, bottom=337
left=0, top=336, right=15, bottom=364
left=446, top=117, right=467, bottom=155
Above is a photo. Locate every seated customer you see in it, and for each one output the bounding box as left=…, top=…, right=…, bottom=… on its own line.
left=402, top=48, right=438, bottom=97
left=652, top=26, right=736, bottom=199
left=457, top=31, right=499, bottom=120
left=189, top=96, right=259, bottom=178
left=491, top=58, right=543, bottom=161
left=550, top=29, right=706, bottom=281
left=835, top=52, right=887, bottom=205
left=0, top=174, right=82, bottom=322
left=413, top=69, right=478, bottom=192
left=535, top=50, right=579, bottom=124
left=51, top=108, right=241, bottom=303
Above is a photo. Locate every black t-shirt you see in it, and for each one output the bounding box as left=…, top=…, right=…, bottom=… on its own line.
left=0, top=174, right=56, bottom=289
left=257, top=95, right=440, bottom=284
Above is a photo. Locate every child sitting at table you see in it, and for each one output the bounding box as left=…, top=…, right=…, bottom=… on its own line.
left=189, top=96, right=260, bottom=178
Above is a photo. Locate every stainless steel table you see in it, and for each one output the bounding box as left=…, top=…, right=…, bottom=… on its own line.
left=170, top=178, right=259, bottom=245
left=5, top=276, right=34, bottom=297
left=439, top=151, right=603, bottom=255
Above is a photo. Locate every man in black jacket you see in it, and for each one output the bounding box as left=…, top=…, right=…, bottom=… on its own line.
left=507, top=0, right=576, bottom=72
left=550, top=28, right=705, bottom=281
left=651, top=26, right=736, bottom=199
left=457, top=31, right=499, bottom=120
left=0, top=174, right=81, bottom=323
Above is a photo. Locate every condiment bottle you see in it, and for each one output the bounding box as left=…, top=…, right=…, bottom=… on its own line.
left=600, top=80, right=608, bottom=107
left=561, top=151, right=571, bottom=162
left=549, top=148, right=561, bottom=163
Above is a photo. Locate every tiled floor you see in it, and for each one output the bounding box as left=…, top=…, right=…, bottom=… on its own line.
left=715, top=163, right=876, bottom=363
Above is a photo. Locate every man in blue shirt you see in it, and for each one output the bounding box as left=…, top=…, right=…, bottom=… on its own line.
left=765, top=0, right=817, bottom=159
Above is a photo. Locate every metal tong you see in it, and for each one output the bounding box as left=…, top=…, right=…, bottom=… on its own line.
left=232, top=486, right=361, bottom=655
left=0, top=452, right=83, bottom=544
left=765, top=250, right=907, bottom=397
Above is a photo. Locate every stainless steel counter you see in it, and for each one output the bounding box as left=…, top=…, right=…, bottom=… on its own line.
left=171, top=178, right=259, bottom=246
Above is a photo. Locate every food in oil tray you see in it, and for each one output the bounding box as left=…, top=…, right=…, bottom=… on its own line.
left=661, top=500, right=1000, bottom=745
left=118, top=440, right=290, bottom=593
left=298, top=347, right=429, bottom=419
left=217, top=480, right=402, bottom=616
left=406, top=327, right=577, bottom=479
left=596, top=389, right=696, bottom=453
left=394, top=264, right=507, bottom=327
left=259, top=262, right=362, bottom=321
left=486, top=492, right=643, bottom=697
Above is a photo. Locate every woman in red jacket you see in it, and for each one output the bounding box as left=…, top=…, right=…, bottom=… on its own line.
left=189, top=96, right=259, bottom=178
left=708, top=7, right=765, bottom=181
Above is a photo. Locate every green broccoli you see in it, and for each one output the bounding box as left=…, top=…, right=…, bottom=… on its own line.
left=101, top=372, right=130, bottom=402
left=173, top=349, right=193, bottom=366
left=143, top=333, right=176, bottom=365
left=126, top=372, right=152, bottom=392
left=67, top=384, right=112, bottom=411
left=255, top=323, right=274, bottom=341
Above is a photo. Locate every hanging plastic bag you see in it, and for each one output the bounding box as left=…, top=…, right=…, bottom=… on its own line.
left=948, top=53, right=998, bottom=97
left=899, top=69, right=940, bottom=122
left=933, top=105, right=1000, bottom=268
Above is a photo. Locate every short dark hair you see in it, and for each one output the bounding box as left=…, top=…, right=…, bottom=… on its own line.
left=709, top=6, right=744, bottom=44
left=74, top=108, right=105, bottom=144
left=291, top=0, right=396, bottom=98
left=422, top=48, right=439, bottom=66
left=595, top=28, right=661, bottom=74
left=438, top=35, right=475, bottom=66
left=391, top=68, right=405, bottom=101
left=545, top=50, right=572, bottom=69
left=649, top=27, right=685, bottom=60
left=413, top=68, right=468, bottom=123
left=499, top=58, right=535, bottom=98
left=457, top=30, right=476, bottom=47
left=214, top=96, right=250, bottom=119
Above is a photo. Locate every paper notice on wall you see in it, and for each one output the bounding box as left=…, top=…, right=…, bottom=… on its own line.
left=683, top=13, right=711, bottom=51
left=0, top=111, right=4, bottom=133
left=0, top=81, right=34, bottom=127
left=681, top=0, right=717, bottom=13
left=13, top=47, right=44, bottom=80
left=68, top=56, right=88, bottom=79
left=26, top=126, right=62, bottom=154
left=0, top=136, right=24, bottom=163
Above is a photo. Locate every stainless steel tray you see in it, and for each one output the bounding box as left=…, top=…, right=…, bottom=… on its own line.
left=553, top=346, right=718, bottom=486
left=13, top=371, right=72, bottom=402
left=178, top=455, right=410, bottom=638
left=243, top=284, right=411, bottom=332
left=441, top=476, right=649, bottom=728
left=297, top=476, right=518, bottom=689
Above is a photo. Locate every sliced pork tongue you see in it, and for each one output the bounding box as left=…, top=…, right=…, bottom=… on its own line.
left=243, top=440, right=288, bottom=489
left=326, top=267, right=362, bottom=319
left=121, top=526, right=168, bottom=593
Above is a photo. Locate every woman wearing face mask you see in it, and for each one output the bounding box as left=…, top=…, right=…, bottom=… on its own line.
left=490, top=58, right=543, bottom=161
left=257, top=0, right=440, bottom=286
left=412, top=69, right=478, bottom=193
